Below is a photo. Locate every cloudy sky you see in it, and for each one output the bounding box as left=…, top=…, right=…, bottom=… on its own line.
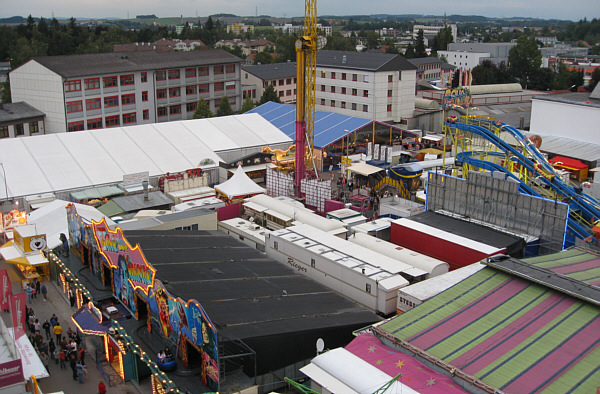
left=1, top=0, right=595, bottom=21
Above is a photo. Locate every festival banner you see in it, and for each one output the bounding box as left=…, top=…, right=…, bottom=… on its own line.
left=9, top=293, right=26, bottom=339
left=0, top=269, right=12, bottom=311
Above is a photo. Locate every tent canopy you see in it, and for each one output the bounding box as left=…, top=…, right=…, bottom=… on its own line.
left=215, top=166, right=265, bottom=199
left=348, top=162, right=385, bottom=177
left=0, top=240, right=47, bottom=267
left=549, top=156, right=588, bottom=170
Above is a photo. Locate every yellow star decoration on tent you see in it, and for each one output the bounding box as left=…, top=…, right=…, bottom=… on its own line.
left=396, top=360, right=405, bottom=368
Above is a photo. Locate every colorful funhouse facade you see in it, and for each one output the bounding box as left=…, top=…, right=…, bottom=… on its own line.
left=65, top=203, right=219, bottom=392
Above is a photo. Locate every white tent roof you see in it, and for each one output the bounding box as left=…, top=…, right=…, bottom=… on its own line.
left=348, top=162, right=385, bottom=176
left=27, top=199, right=115, bottom=249
left=214, top=166, right=265, bottom=199
left=300, top=348, right=418, bottom=394
left=0, top=113, right=291, bottom=199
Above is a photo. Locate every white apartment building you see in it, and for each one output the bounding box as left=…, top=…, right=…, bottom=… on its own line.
left=315, top=50, right=417, bottom=124
left=438, top=50, right=490, bottom=70
left=413, top=24, right=457, bottom=43
left=242, top=62, right=297, bottom=104
left=10, top=50, right=243, bottom=134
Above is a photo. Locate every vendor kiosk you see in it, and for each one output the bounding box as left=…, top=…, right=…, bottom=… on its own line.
left=0, top=225, right=49, bottom=287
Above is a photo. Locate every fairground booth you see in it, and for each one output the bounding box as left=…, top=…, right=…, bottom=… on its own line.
left=0, top=224, right=49, bottom=288
left=55, top=203, right=219, bottom=393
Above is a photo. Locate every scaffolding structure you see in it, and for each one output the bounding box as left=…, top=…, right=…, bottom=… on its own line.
left=266, top=167, right=294, bottom=197
left=426, top=172, right=569, bottom=254
left=301, top=178, right=332, bottom=212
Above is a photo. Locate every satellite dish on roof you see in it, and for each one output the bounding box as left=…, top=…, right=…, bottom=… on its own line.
left=316, top=338, right=325, bottom=354
left=316, top=36, right=327, bottom=51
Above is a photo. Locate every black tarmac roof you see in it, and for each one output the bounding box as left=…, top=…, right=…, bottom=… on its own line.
left=407, top=211, right=526, bottom=257
left=124, top=230, right=379, bottom=341
left=317, top=50, right=417, bottom=72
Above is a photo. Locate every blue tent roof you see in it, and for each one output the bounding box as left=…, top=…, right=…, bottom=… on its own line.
left=247, top=102, right=372, bottom=149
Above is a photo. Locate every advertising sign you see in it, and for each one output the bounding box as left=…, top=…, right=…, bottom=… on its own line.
left=0, top=359, right=24, bottom=388
left=0, top=269, right=12, bottom=311
left=1, top=209, right=26, bottom=232
left=9, top=293, right=26, bottom=339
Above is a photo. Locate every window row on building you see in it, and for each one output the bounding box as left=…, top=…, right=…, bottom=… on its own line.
left=66, top=92, right=147, bottom=114
left=317, top=100, right=371, bottom=112
left=67, top=111, right=146, bottom=131
left=319, top=85, right=375, bottom=98
left=261, top=77, right=297, bottom=88
left=157, top=97, right=237, bottom=118
left=157, top=82, right=236, bottom=99
left=318, top=70, right=382, bottom=83
left=65, top=73, right=148, bottom=93
left=156, top=64, right=236, bottom=81
left=0, top=122, right=40, bottom=138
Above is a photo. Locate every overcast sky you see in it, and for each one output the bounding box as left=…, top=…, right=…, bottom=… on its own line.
left=1, top=0, right=595, bottom=22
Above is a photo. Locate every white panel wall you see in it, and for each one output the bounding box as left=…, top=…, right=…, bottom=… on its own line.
left=11, top=61, right=66, bottom=134
left=530, top=99, right=600, bottom=143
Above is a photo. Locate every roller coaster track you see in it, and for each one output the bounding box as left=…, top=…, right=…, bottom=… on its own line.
left=449, top=118, right=600, bottom=240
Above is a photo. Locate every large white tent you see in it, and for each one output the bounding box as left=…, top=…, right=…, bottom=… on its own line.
left=0, top=113, right=291, bottom=200
left=215, top=166, right=265, bottom=199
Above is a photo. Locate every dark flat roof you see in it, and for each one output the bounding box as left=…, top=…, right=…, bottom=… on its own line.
left=123, top=230, right=379, bottom=341
left=28, top=50, right=243, bottom=78
left=317, top=50, right=417, bottom=72
left=533, top=91, right=600, bottom=108
left=408, top=211, right=525, bottom=255
left=242, top=62, right=297, bottom=80
left=0, top=102, right=45, bottom=123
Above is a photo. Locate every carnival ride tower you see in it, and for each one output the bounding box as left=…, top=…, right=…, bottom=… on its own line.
left=294, top=0, right=318, bottom=197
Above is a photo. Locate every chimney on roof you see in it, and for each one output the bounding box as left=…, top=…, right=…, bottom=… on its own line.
left=142, top=180, right=149, bottom=201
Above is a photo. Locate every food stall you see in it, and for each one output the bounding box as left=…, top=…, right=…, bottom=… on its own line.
left=0, top=225, right=49, bottom=287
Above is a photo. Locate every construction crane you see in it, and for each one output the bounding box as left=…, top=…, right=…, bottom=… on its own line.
left=294, top=0, right=319, bottom=197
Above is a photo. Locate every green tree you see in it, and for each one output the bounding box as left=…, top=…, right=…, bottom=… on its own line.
left=192, top=98, right=213, bottom=119
left=508, top=35, right=542, bottom=88
left=259, top=84, right=281, bottom=104
left=430, top=26, right=453, bottom=56
left=404, top=43, right=415, bottom=59
left=216, top=95, right=233, bottom=117
left=1, top=79, right=11, bottom=104
left=241, top=95, right=255, bottom=113
left=528, top=68, right=554, bottom=91
left=414, top=29, right=427, bottom=58
left=553, top=62, right=584, bottom=90
left=253, top=51, right=273, bottom=65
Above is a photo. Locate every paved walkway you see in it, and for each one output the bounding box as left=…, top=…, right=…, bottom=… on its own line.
left=0, top=258, right=149, bottom=394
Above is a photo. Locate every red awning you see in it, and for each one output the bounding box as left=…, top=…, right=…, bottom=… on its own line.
left=549, top=156, right=588, bottom=170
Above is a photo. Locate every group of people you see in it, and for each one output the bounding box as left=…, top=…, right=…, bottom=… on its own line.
left=24, top=278, right=47, bottom=304
left=25, top=306, right=88, bottom=384
left=157, top=346, right=174, bottom=363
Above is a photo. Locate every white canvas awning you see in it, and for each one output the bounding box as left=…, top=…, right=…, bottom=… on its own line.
left=348, top=162, right=385, bottom=176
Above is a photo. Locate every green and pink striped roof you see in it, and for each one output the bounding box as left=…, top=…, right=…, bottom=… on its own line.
left=523, top=247, right=600, bottom=287
left=378, top=266, right=600, bottom=393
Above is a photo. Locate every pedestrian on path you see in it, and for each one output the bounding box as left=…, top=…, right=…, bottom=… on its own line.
left=33, top=319, right=41, bottom=333
left=49, top=338, right=56, bottom=364
left=42, top=319, right=51, bottom=340
left=76, top=362, right=85, bottom=383
left=50, top=314, right=58, bottom=327
left=78, top=346, right=86, bottom=366
left=69, top=353, right=77, bottom=380
left=41, top=283, right=47, bottom=300
left=25, top=285, right=32, bottom=304
left=39, top=350, right=50, bottom=375
left=58, top=350, right=66, bottom=369
left=53, top=322, right=63, bottom=343
left=34, top=278, right=41, bottom=299
left=98, top=380, right=107, bottom=394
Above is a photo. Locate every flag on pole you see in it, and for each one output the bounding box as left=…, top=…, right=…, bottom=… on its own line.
left=0, top=269, right=12, bottom=311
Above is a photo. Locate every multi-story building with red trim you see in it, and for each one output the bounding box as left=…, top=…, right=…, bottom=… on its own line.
left=9, top=50, right=242, bottom=134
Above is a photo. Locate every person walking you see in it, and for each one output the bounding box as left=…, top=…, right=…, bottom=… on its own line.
left=78, top=346, right=86, bottom=366
left=59, top=233, right=69, bottom=257
left=42, top=319, right=51, bottom=340
left=40, top=283, right=47, bottom=301
left=25, top=285, right=32, bottom=305
left=34, top=279, right=41, bottom=299
left=76, top=362, right=85, bottom=383
left=33, top=319, right=41, bottom=334
left=48, top=338, right=57, bottom=365
left=53, top=322, right=63, bottom=343
left=39, top=350, right=50, bottom=375
left=58, top=349, right=66, bottom=370
left=50, top=314, right=58, bottom=327
left=98, top=380, right=107, bottom=394
left=69, top=353, right=77, bottom=381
